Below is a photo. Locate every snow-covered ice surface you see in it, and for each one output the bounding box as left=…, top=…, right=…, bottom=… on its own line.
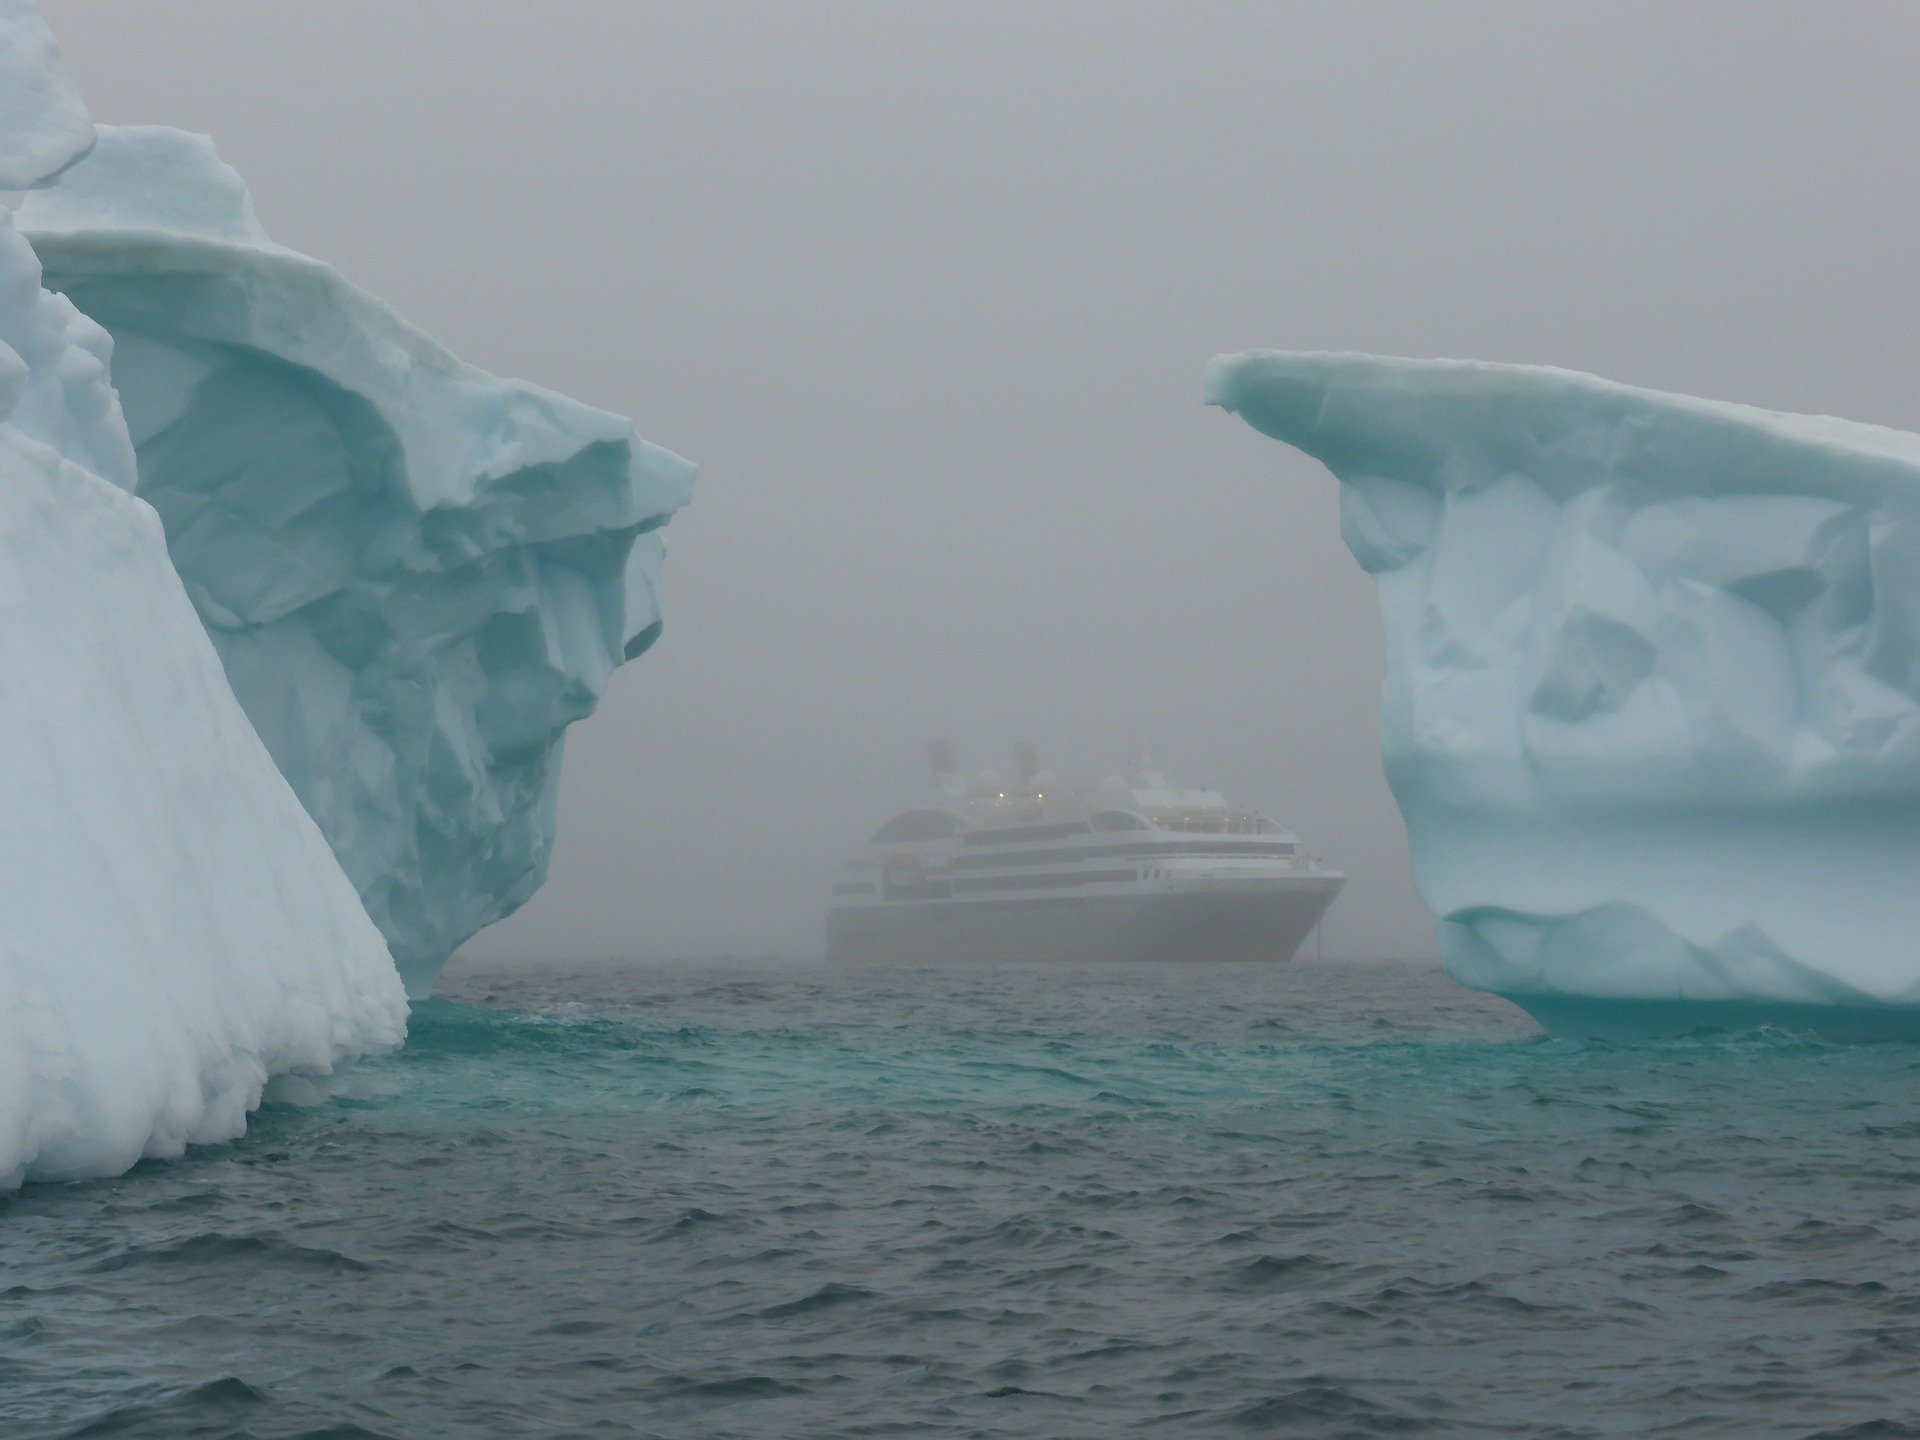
left=1210, top=351, right=1920, bottom=1037
left=21, top=128, right=695, bottom=995
left=0, top=0, right=90, bottom=190
left=0, top=14, right=405, bottom=1186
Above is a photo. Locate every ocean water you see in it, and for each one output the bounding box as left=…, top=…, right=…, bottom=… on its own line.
left=7, top=959, right=1920, bottom=1439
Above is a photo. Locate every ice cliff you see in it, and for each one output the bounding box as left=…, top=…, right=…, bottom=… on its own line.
left=20, top=128, right=695, bottom=994
left=0, top=9, right=405, bottom=1184
left=1209, top=351, right=1920, bottom=1037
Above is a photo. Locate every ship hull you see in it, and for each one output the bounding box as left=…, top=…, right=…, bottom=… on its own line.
left=826, top=877, right=1343, bottom=963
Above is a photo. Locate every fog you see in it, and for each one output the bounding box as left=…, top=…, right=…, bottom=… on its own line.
left=42, top=2, right=1920, bottom=965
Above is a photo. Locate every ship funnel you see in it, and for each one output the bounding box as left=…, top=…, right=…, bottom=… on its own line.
left=1014, top=740, right=1039, bottom=782
left=927, top=739, right=958, bottom=790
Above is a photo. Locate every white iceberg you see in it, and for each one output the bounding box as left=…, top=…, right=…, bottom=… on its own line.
left=0, top=0, right=89, bottom=190
left=20, top=127, right=695, bottom=994
left=0, top=11, right=404, bottom=1185
left=1209, top=350, right=1920, bottom=1037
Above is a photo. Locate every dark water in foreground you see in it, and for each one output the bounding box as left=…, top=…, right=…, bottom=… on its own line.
left=8, top=959, right=1920, bottom=1438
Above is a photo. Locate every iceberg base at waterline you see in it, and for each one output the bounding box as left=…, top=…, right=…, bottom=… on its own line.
left=1506, top=996, right=1920, bottom=1043
left=0, top=433, right=409, bottom=1185
left=1209, top=350, right=1920, bottom=1038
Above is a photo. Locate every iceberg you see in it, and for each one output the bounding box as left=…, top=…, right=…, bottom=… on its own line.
left=20, top=128, right=695, bottom=994
left=0, top=0, right=90, bottom=190
left=1209, top=350, right=1920, bottom=1037
left=0, top=10, right=404, bottom=1185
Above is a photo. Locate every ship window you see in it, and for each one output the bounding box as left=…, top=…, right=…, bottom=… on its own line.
left=1089, top=810, right=1149, bottom=833
left=871, top=809, right=966, bottom=844
left=963, top=821, right=1092, bottom=845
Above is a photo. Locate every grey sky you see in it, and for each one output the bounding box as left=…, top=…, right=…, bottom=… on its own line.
left=40, top=1, right=1920, bottom=965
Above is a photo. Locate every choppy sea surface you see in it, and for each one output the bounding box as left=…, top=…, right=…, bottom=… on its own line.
left=8, top=958, right=1920, bottom=1438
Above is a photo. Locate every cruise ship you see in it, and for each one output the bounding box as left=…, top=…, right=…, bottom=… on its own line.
left=827, top=745, right=1344, bottom=963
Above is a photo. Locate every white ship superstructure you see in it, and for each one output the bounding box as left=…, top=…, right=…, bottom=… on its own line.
left=827, top=747, right=1344, bottom=963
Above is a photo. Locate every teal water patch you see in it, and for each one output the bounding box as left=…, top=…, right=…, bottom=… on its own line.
left=6, top=960, right=1920, bottom=1438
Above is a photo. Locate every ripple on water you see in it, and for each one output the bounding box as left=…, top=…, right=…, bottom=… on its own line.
left=4, top=959, right=1920, bottom=1438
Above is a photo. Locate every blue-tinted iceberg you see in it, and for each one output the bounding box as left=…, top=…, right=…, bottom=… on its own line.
left=0, top=12, right=404, bottom=1185
left=21, top=128, right=695, bottom=993
left=1210, top=351, right=1920, bottom=1037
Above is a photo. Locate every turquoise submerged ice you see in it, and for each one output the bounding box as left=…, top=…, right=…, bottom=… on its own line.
left=20, top=129, right=695, bottom=994
left=0, top=12, right=404, bottom=1185
left=1209, top=351, right=1920, bottom=1036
